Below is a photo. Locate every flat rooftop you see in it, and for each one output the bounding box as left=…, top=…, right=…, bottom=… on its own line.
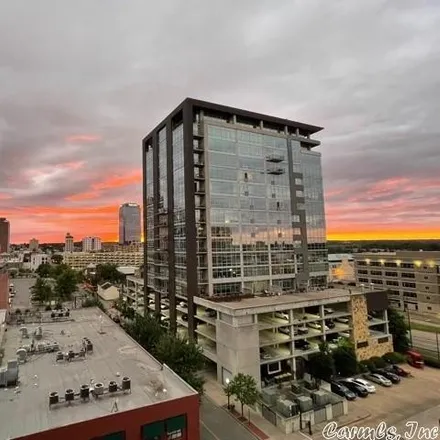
left=0, top=308, right=197, bottom=439
left=196, top=287, right=369, bottom=313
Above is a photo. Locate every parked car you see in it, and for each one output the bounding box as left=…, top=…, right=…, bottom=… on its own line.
left=375, top=369, right=400, bottom=383
left=330, top=381, right=357, bottom=400
left=279, top=327, right=291, bottom=335
left=181, top=313, right=188, bottom=322
left=324, top=308, right=334, bottom=315
left=326, top=319, right=336, bottom=329
left=365, top=373, right=392, bottom=387
left=350, top=378, right=376, bottom=393
left=307, top=322, right=330, bottom=331
left=385, top=364, right=411, bottom=377
left=296, top=326, right=309, bottom=335
left=206, top=309, right=216, bottom=318
left=339, top=380, right=369, bottom=398
left=275, top=311, right=289, bottom=320
left=294, top=340, right=311, bottom=350
left=335, top=317, right=350, bottom=324
left=260, top=349, right=271, bottom=360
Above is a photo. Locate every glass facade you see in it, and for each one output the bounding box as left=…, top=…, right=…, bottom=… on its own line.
left=207, top=125, right=298, bottom=296
left=173, top=124, right=187, bottom=296
left=145, top=146, right=154, bottom=289
left=292, top=142, right=328, bottom=282
left=156, top=127, right=168, bottom=294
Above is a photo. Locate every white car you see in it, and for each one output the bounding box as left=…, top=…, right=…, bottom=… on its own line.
left=275, top=311, right=289, bottom=320
left=324, top=307, right=334, bottom=315
left=351, top=378, right=376, bottom=393
left=366, top=373, right=392, bottom=387
left=336, top=317, right=350, bottom=324
left=307, top=322, right=330, bottom=331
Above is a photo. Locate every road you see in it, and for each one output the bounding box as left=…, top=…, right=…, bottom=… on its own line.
left=200, top=396, right=257, bottom=440
left=411, top=329, right=440, bottom=354
left=10, top=277, right=35, bottom=309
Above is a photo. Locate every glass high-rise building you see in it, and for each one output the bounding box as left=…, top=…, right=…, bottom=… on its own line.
left=119, top=203, right=141, bottom=245
left=142, top=99, right=327, bottom=336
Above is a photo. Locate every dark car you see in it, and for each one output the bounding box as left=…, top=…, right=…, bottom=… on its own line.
left=330, top=381, right=356, bottom=400
left=326, top=319, right=336, bottom=329
left=339, top=380, right=369, bottom=398
left=375, top=369, right=400, bottom=384
left=385, top=364, right=411, bottom=377
left=294, top=340, right=311, bottom=350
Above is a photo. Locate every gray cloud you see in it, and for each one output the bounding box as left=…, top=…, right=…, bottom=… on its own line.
left=0, top=0, right=439, bottom=239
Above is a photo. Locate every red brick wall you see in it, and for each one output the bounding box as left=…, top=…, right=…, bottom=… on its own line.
left=0, top=270, right=8, bottom=310
left=15, top=394, right=200, bottom=440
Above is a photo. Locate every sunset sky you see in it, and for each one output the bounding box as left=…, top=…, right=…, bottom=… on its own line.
left=1, top=1, right=439, bottom=243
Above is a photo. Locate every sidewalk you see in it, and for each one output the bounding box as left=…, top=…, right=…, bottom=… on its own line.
left=203, top=375, right=372, bottom=440
left=203, top=376, right=307, bottom=440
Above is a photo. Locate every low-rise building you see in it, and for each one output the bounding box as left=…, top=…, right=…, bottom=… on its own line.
left=0, top=264, right=9, bottom=310
left=29, top=238, right=39, bottom=252
left=63, top=251, right=143, bottom=270
left=0, top=308, right=200, bottom=440
left=328, top=254, right=355, bottom=282
left=29, top=253, right=50, bottom=271
left=121, top=275, right=145, bottom=314
left=354, top=251, right=440, bottom=313
left=97, top=282, right=120, bottom=301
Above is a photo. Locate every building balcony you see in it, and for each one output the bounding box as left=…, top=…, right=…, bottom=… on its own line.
left=266, top=167, right=285, bottom=175
left=266, top=154, right=285, bottom=163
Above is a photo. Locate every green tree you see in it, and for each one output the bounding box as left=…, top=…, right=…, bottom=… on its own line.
left=333, top=340, right=359, bottom=377
left=54, top=268, right=78, bottom=300
left=124, top=314, right=165, bottom=352
left=36, top=263, right=52, bottom=278
left=154, top=333, right=205, bottom=393
left=51, top=254, right=63, bottom=264
left=388, top=308, right=410, bottom=353
left=92, top=264, right=125, bottom=286
left=228, top=373, right=260, bottom=417
left=30, top=278, right=53, bottom=304
left=307, top=342, right=335, bottom=381
left=51, top=264, right=70, bottom=278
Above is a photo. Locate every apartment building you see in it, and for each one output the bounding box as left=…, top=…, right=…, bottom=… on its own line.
left=63, top=251, right=143, bottom=270
left=142, top=98, right=328, bottom=338
left=64, top=232, right=74, bottom=252
left=354, top=251, right=440, bottom=314
left=81, top=236, right=102, bottom=252
left=328, top=254, right=355, bottom=282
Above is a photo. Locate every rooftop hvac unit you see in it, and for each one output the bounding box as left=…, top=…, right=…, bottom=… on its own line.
left=56, top=351, right=64, bottom=362
left=109, top=381, right=118, bottom=393
left=19, top=327, right=29, bottom=338
left=49, top=391, right=59, bottom=405
left=35, top=326, right=43, bottom=340
left=312, top=390, right=330, bottom=406
left=296, top=396, right=313, bottom=412
left=122, top=377, right=131, bottom=391
left=93, top=382, right=104, bottom=396
left=16, top=348, right=27, bottom=363
left=80, top=384, right=90, bottom=400
left=65, top=389, right=75, bottom=402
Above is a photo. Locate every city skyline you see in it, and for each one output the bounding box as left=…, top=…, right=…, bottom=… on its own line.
left=1, top=2, right=440, bottom=243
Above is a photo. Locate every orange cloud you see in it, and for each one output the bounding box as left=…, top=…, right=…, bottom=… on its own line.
left=66, top=170, right=142, bottom=202
left=66, top=134, right=102, bottom=143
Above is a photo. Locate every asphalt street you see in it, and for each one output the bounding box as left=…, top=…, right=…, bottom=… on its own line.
left=200, top=396, right=257, bottom=440
left=10, top=277, right=35, bottom=309
left=411, top=329, right=440, bottom=355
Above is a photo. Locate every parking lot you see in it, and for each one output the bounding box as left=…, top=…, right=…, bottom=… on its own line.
left=347, top=366, right=440, bottom=427
left=9, top=277, right=35, bottom=309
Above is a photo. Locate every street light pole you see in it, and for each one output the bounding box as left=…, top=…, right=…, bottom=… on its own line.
left=225, top=378, right=231, bottom=410
left=407, top=308, right=413, bottom=347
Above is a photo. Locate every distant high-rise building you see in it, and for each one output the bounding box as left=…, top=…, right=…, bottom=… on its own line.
left=29, top=238, right=39, bottom=252
left=82, top=236, right=102, bottom=252
left=0, top=218, right=10, bottom=254
left=119, top=203, right=141, bottom=244
left=64, top=232, right=74, bottom=253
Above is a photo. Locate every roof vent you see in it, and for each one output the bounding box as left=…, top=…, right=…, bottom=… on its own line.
left=16, top=348, right=27, bottom=363
left=122, top=377, right=131, bottom=392
left=65, top=389, right=75, bottom=402
left=80, top=384, right=90, bottom=400
left=93, top=382, right=104, bottom=396
left=109, top=381, right=118, bottom=393
left=49, top=391, right=59, bottom=406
